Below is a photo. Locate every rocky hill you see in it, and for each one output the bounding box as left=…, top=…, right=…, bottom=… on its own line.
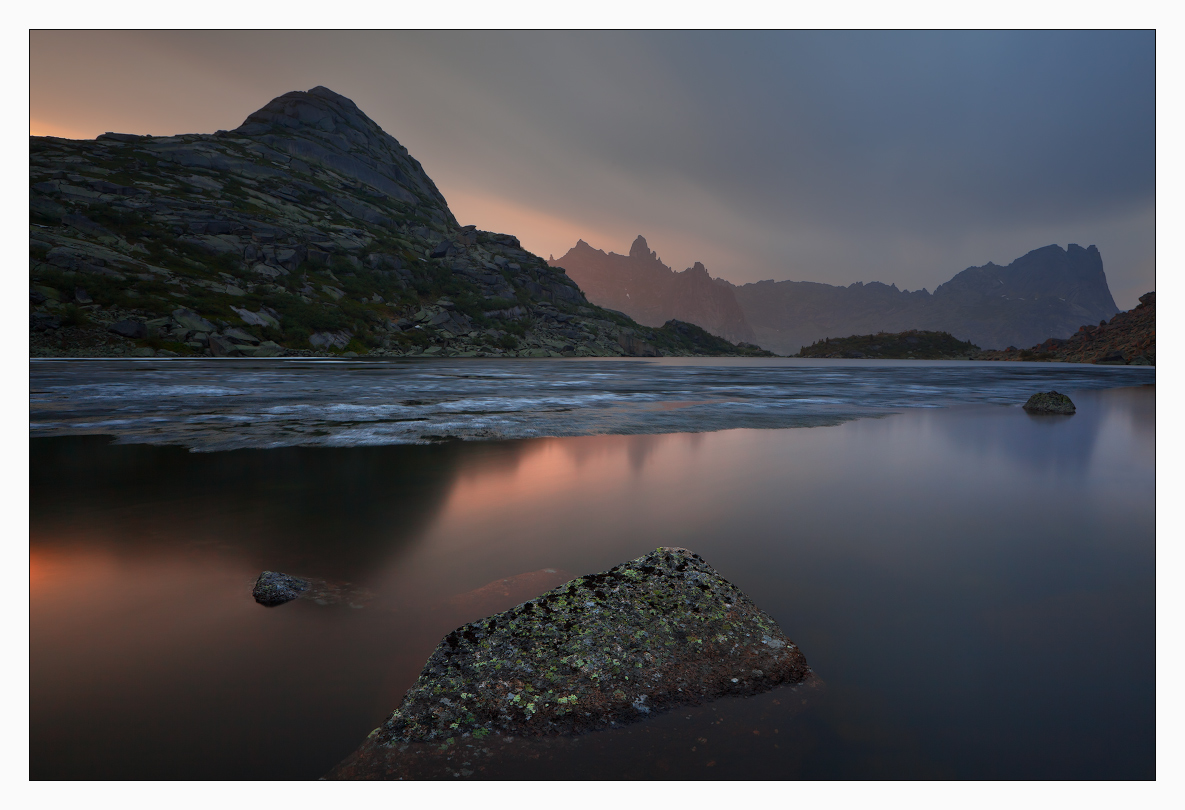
left=795, top=330, right=979, bottom=360
left=975, top=291, right=1154, bottom=365
left=552, top=236, right=1122, bottom=355
left=29, top=87, right=764, bottom=359
left=548, top=237, right=757, bottom=345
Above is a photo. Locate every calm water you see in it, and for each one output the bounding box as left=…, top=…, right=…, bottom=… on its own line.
left=29, top=363, right=1154, bottom=779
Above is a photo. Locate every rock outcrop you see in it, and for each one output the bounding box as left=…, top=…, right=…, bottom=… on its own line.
left=550, top=237, right=757, bottom=345
left=976, top=291, right=1154, bottom=365
left=252, top=571, right=309, bottom=606
left=1023, top=391, right=1076, bottom=414
left=334, top=547, right=809, bottom=777
left=795, top=329, right=979, bottom=359
left=29, top=87, right=762, bottom=359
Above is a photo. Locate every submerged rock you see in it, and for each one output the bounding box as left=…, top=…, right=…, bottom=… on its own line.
left=252, top=571, right=309, bottom=606
left=365, top=547, right=810, bottom=747
left=1023, top=391, right=1076, bottom=414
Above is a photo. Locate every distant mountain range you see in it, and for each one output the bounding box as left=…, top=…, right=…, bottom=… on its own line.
left=551, top=237, right=1121, bottom=354
left=550, top=237, right=756, bottom=345
left=29, top=87, right=765, bottom=358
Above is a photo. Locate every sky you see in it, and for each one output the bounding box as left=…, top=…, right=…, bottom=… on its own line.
left=29, top=30, right=1156, bottom=309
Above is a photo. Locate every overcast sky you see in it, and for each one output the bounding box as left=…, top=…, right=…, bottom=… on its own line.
left=30, top=30, right=1155, bottom=308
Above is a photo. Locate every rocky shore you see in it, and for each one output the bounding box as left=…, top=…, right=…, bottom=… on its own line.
left=976, top=292, right=1154, bottom=365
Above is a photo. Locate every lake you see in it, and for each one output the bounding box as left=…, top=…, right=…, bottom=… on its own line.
left=29, top=359, right=1155, bottom=779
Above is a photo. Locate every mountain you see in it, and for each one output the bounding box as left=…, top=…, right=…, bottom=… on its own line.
left=29, top=87, right=763, bottom=359
left=975, top=291, right=1154, bottom=365
left=552, top=236, right=1121, bottom=355
left=734, top=243, right=1119, bottom=354
left=548, top=237, right=757, bottom=345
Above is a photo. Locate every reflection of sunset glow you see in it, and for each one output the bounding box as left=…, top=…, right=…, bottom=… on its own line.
left=441, top=434, right=695, bottom=518
left=29, top=546, right=118, bottom=597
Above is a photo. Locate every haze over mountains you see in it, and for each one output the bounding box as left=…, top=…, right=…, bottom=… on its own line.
left=551, top=237, right=1121, bottom=354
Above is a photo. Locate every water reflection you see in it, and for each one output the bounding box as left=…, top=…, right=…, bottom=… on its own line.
left=30, top=386, right=1154, bottom=779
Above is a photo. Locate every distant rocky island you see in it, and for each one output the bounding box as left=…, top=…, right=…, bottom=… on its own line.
left=28, top=87, right=766, bottom=359
left=551, top=237, right=1123, bottom=355
left=795, top=330, right=980, bottom=360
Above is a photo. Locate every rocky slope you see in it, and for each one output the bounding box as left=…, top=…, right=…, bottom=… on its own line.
left=795, top=330, right=980, bottom=360
left=549, top=237, right=757, bottom=345
left=552, top=236, right=1122, bottom=355
left=975, top=291, right=1154, bottom=365
left=29, top=87, right=764, bottom=359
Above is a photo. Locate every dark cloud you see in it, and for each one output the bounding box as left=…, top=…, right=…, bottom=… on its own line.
left=31, top=31, right=1154, bottom=307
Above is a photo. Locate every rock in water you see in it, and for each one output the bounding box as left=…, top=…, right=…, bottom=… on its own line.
left=1023, top=391, right=1076, bottom=414
left=369, top=547, right=810, bottom=745
left=252, top=571, right=310, bottom=606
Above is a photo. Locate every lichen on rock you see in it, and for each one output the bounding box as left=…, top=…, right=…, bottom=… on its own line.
left=1023, top=390, right=1076, bottom=414
left=370, top=547, right=810, bottom=746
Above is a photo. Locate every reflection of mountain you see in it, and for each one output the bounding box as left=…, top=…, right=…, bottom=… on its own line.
left=29, top=436, right=468, bottom=580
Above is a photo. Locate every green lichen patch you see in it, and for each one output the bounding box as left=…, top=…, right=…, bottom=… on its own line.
left=370, top=547, right=810, bottom=745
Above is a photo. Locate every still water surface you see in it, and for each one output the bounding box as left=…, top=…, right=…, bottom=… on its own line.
left=30, top=381, right=1154, bottom=779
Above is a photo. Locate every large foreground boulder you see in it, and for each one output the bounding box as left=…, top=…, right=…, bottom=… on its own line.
left=1023, top=391, right=1076, bottom=414
left=365, top=547, right=810, bottom=748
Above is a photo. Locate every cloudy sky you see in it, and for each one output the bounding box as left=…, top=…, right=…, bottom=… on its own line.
left=30, top=30, right=1155, bottom=308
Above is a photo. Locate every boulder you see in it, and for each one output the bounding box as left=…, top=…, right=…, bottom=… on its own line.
left=108, top=319, right=148, bottom=339
left=31, top=313, right=61, bottom=331
left=230, top=306, right=280, bottom=329
left=222, top=327, right=261, bottom=345
left=172, top=308, right=216, bottom=333
left=252, top=571, right=310, bottom=606
left=1023, top=391, right=1076, bottom=414
left=208, top=333, right=240, bottom=357
left=365, top=547, right=810, bottom=745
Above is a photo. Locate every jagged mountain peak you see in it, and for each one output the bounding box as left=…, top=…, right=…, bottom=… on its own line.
left=629, top=235, right=657, bottom=261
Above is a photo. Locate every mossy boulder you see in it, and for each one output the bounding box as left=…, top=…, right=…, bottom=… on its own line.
left=366, top=547, right=810, bottom=747
left=1023, top=391, right=1076, bottom=414
left=252, top=571, right=309, bottom=606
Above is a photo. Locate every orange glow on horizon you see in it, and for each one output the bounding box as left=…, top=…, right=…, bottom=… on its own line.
left=30, top=118, right=100, bottom=140
left=444, top=188, right=622, bottom=266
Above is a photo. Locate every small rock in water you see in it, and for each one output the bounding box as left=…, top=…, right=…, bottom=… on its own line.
left=252, top=571, right=310, bottom=606
left=1023, top=390, right=1076, bottom=414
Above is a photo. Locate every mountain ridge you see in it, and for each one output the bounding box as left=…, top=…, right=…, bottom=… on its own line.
left=29, top=87, right=768, bottom=359
left=548, top=236, right=757, bottom=345
left=551, top=236, right=1121, bottom=354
